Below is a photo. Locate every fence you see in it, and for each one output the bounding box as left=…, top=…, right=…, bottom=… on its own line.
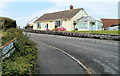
left=0, top=38, right=17, bottom=60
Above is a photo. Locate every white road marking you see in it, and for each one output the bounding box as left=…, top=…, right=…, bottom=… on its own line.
left=37, top=40, right=93, bottom=75
left=93, top=59, right=117, bottom=74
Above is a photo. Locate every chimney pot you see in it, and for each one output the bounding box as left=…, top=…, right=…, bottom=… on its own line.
left=70, top=5, right=73, bottom=10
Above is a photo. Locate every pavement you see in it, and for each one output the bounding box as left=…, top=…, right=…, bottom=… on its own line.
left=28, top=33, right=119, bottom=76
left=32, top=39, right=86, bottom=74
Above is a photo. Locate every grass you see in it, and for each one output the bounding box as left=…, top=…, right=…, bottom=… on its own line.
left=64, top=30, right=120, bottom=35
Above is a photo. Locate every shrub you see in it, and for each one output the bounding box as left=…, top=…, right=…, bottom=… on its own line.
left=58, top=27, right=67, bottom=31
left=55, top=25, right=58, bottom=28
left=46, top=28, right=50, bottom=31
left=52, top=28, right=58, bottom=31
left=2, top=28, right=38, bottom=75
left=1, top=17, right=17, bottom=31
left=25, top=24, right=33, bottom=29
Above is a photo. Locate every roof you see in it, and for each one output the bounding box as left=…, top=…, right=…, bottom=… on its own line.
left=101, top=19, right=120, bottom=28
left=35, top=8, right=82, bottom=22
left=76, top=16, right=97, bottom=22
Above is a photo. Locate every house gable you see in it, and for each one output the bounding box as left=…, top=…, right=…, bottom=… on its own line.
left=72, top=8, right=88, bottom=20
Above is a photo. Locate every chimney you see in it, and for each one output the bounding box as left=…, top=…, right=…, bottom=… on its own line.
left=70, top=5, right=73, bottom=10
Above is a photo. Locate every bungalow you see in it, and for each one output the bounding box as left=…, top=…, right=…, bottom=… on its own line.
left=101, top=19, right=120, bottom=30
left=33, top=5, right=103, bottom=31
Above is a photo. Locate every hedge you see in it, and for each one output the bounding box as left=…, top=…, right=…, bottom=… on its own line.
left=2, top=28, right=38, bottom=76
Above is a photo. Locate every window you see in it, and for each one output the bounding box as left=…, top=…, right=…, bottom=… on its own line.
left=45, top=24, right=48, bottom=29
left=55, top=21, right=62, bottom=28
left=37, top=22, right=41, bottom=28
left=79, top=21, right=88, bottom=29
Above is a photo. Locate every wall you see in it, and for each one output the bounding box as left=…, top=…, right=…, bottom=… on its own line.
left=62, top=19, right=73, bottom=31
left=33, top=22, right=40, bottom=30
left=72, top=9, right=88, bottom=20
left=34, top=20, right=73, bottom=31
left=24, top=30, right=120, bottom=41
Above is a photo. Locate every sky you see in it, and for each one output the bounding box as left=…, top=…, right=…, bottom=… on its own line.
left=0, top=0, right=119, bottom=28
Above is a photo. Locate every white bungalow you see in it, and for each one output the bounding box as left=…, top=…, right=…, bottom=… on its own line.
left=33, top=5, right=103, bottom=31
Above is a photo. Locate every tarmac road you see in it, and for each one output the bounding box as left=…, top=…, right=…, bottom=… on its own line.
left=28, top=33, right=119, bottom=76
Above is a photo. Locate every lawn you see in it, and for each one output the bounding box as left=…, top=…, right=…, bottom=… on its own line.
left=65, top=30, right=120, bottom=35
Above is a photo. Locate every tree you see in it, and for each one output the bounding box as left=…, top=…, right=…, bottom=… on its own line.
left=1, top=17, right=17, bottom=31
left=118, top=22, right=120, bottom=30
left=89, top=21, right=95, bottom=32
left=73, top=21, right=77, bottom=31
left=25, top=24, right=33, bottom=29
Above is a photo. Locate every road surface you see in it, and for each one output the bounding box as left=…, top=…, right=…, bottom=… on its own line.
left=28, top=33, right=119, bottom=75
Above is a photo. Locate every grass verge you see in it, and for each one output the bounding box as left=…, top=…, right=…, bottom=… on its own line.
left=64, top=30, right=120, bottom=35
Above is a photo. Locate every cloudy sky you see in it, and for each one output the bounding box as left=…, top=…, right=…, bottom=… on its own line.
left=0, top=0, right=119, bottom=28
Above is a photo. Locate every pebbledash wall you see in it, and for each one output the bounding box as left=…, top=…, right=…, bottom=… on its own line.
left=24, top=29, right=120, bottom=41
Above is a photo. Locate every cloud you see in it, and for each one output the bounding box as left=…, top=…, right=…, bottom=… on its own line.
left=32, top=1, right=118, bottom=19
left=0, top=0, right=16, bottom=8
left=0, top=0, right=119, bottom=2
left=82, top=2, right=118, bottom=18
left=0, top=0, right=118, bottom=28
left=0, top=10, right=11, bottom=17
left=0, top=0, right=16, bottom=17
left=32, top=8, right=66, bottom=17
left=14, top=16, right=34, bottom=28
left=47, top=0, right=119, bottom=2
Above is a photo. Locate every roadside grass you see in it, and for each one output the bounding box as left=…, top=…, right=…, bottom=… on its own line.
left=64, top=30, right=120, bottom=35
left=2, top=28, right=38, bottom=75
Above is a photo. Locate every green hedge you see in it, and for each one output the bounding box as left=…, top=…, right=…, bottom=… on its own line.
left=2, top=28, right=38, bottom=76
left=0, top=17, right=17, bottom=31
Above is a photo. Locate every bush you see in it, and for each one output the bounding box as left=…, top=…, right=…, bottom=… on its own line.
left=46, top=28, right=50, bottom=31
left=1, top=17, right=17, bottom=31
left=25, top=24, right=33, bottom=29
left=52, top=27, right=67, bottom=31
left=55, top=25, right=58, bottom=28
left=58, top=27, right=67, bottom=31
left=52, top=28, right=58, bottom=31
left=2, top=28, right=38, bottom=75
